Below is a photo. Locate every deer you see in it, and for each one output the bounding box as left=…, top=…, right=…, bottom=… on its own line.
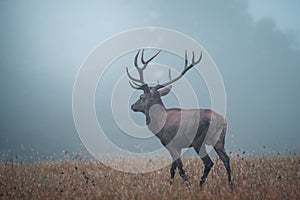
left=126, top=49, right=233, bottom=190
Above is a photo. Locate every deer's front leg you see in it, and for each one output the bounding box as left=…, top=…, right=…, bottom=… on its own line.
left=168, top=148, right=190, bottom=185
left=170, top=161, right=177, bottom=184
left=176, top=157, right=189, bottom=184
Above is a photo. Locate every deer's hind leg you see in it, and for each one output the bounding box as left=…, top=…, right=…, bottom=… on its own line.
left=214, top=141, right=233, bottom=191
left=194, top=145, right=214, bottom=187
left=213, top=124, right=233, bottom=191
left=169, top=160, right=177, bottom=184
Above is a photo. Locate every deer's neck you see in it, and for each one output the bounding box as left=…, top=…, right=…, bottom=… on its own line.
left=146, top=103, right=167, bottom=134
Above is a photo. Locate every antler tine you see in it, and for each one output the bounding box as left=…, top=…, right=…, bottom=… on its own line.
left=184, top=49, right=188, bottom=68
left=154, top=50, right=202, bottom=90
left=141, top=49, right=161, bottom=66
left=131, top=80, right=143, bottom=87
left=141, top=49, right=146, bottom=66
left=126, top=67, right=141, bottom=83
left=134, top=50, right=141, bottom=68
left=193, top=51, right=202, bottom=65
left=127, top=49, right=161, bottom=90
left=182, top=51, right=202, bottom=76
left=192, top=51, right=195, bottom=65
left=127, top=49, right=146, bottom=85
left=129, top=81, right=142, bottom=89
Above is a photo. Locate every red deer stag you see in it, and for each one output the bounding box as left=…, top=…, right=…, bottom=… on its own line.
left=126, top=49, right=233, bottom=190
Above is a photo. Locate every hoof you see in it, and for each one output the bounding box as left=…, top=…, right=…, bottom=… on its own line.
left=199, top=178, right=206, bottom=187
left=170, top=178, right=174, bottom=185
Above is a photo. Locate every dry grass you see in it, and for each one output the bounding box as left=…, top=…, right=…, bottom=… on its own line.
left=0, top=156, right=300, bottom=199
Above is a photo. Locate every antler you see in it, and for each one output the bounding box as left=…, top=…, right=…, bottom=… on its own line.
left=154, top=50, right=202, bottom=90
left=126, top=49, right=161, bottom=90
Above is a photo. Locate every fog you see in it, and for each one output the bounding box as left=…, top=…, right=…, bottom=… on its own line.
left=0, top=0, right=299, bottom=161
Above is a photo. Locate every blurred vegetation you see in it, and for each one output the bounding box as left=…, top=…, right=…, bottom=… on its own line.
left=1, top=156, right=299, bottom=199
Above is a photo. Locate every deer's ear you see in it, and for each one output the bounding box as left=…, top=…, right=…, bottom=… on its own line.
left=159, top=86, right=172, bottom=96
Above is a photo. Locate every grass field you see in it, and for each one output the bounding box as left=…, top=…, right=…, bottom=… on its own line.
left=0, top=156, right=299, bottom=199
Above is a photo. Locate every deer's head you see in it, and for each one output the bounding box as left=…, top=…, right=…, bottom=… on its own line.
left=127, top=49, right=202, bottom=115
left=130, top=86, right=172, bottom=113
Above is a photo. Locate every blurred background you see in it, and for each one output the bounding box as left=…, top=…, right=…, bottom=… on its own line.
left=0, top=0, right=299, bottom=162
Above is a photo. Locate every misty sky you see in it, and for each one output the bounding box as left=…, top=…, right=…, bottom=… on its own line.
left=0, top=0, right=300, bottom=160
